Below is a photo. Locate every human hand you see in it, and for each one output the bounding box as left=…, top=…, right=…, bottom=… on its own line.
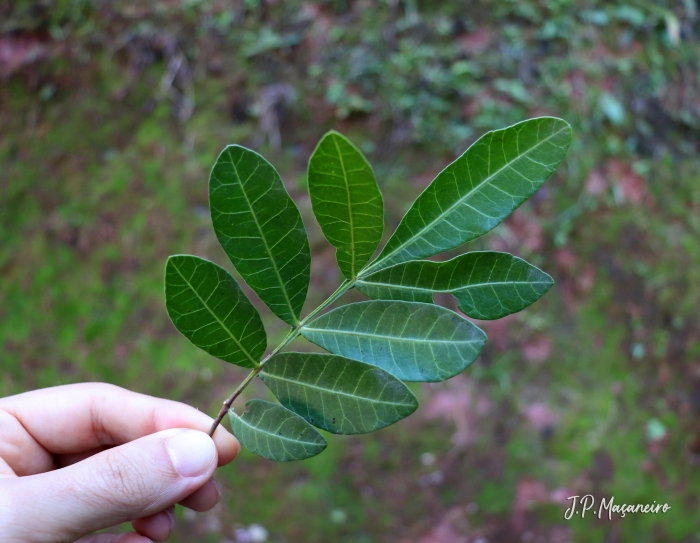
left=0, top=383, right=239, bottom=543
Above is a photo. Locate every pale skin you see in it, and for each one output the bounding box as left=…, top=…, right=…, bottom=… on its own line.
left=0, top=383, right=240, bottom=543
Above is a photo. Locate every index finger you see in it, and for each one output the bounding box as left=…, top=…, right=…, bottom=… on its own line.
left=0, top=383, right=238, bottom=476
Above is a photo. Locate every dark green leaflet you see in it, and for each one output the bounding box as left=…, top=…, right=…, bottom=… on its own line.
left=308, top=131, right=384, bottom=279
left=356, top=252, right=554, bottom=320
left=164, top=255, right=266, bottom=368
left=363, top=117, right=571, bottom=274
left=301, top=301, right=486, bottom=382
left=209, top=145, right=311, bottom=326
left=260, top=352, right=418, bottom=434
left=229, top=399, right=327, bottom=462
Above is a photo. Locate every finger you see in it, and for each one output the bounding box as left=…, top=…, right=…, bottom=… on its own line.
left=5, top=428, right=216, bottom=543
left=0, top=406, right=55, bottom=475
left=75, top=533, right=153, bottom=543
left=0, top=456, right=16, bottom=478
left=178, top=478, right=221, bottom=511
left=0, top=382, right=238, bottom=475
left=56, top=445, right=111, bottom=468
left=131, top=507, right=174, bottom=542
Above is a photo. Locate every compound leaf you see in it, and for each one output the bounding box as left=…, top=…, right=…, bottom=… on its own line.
left=165, top=255, right=266, bottom=368
left=301, top=301, right=486, bottom=382
left=229, top=399, right=327, bottom=462
left=261, top=352, right=418, bottom=434
left=356, top=252, right=554, bottom=320
left=363, top=117, right=571, bottom=274
left=209, top=145, right=311, bottom=326
left=308, top=131, right=384, bottom=279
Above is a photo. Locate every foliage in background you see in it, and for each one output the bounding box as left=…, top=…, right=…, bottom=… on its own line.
left=1, top=0, right=699, bottom=541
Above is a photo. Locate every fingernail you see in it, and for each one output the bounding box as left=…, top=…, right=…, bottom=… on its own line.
left=166, top=507, right=176, bottom=530
left=212, top=478, right=222, bottom=500
left=166, top=430, right=217, bottom=477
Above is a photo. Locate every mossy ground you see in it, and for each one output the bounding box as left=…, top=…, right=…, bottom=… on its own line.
left=1, top=1, right=699, bottom=541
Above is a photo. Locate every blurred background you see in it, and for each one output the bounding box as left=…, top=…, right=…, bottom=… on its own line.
left=1, top=1, right=699, bottom=541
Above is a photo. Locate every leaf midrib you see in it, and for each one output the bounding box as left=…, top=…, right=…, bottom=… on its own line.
left=302, top=326, right=482, bottom=344
left=356, top=279, right=553, bottom=293
left=227, top=150, right=299, bottom=325
left=261, top=371, right=413, bottom=406
left=361, top=124, right=568, bottom=275
left=172, top=260, right=259, bottom=367
left=234, top=415, right=322, bottom=445
left=332, top=135, right=356, bottom=278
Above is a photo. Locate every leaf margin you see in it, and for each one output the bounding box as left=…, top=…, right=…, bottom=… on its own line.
left=164, top=254, right=266, bottom=368
left=229, top=399, right=328, bottom=462
left=308, top=130, right=385, bottom=280
left=209, top=144, right=311, bottom=326
left=360, top=117, right=572, bottom=275
left=356, top=251, right=555, bottom=320
left=300, top=299, right=487, bottom=381
left=260, top=351, right=419, bottom=435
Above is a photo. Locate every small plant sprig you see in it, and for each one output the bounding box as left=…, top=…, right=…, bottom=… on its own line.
left=164, top=117, right=571, bottom=462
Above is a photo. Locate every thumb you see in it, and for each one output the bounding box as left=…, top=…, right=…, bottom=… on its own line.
left=5, top=429, right=217, bottom=543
